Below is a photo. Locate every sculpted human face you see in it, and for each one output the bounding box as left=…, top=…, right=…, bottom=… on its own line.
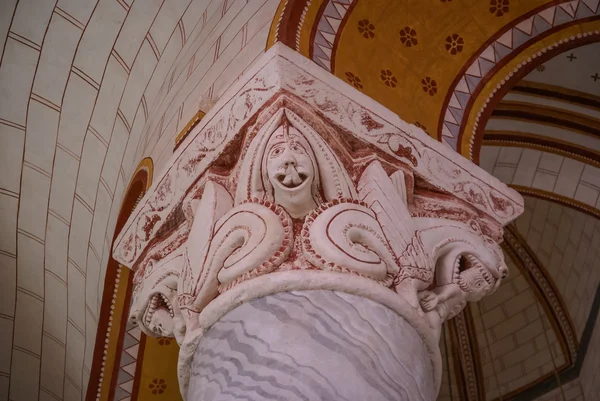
left=266, top=127, right=317, bottom=217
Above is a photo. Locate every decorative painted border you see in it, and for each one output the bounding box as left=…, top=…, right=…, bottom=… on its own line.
left=266, top=0, right=312, bottom=51
left=449, top=309, right=485, bottom=401
left=467, top=25, right=600, bottom=162
left=510, top=80, right=600, bottom=110
left=86, top=158, right=153, bottom=401
left=266, top=0, right=357, bottom=72
left=437, top=0, right=600, bottom=152
left=491, top=101, right=600, bottom=137
left=96, top=266, right=134, bottom=401
left=310, top=0, right=356, bottom=71
left=113, top=44, right=523, bottom=268
left=113, top=312, right=143, bottom=400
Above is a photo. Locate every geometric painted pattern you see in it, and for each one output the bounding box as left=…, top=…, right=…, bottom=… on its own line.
left=113, top=322, right=141, bottom=401
left=440, top=0, right=600, bottom=150
left=311, top=0, right=355, bottom=71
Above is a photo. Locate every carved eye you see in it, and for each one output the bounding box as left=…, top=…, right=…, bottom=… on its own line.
left=291, top=143, right=301, bottom=152
left=269, top=146, right=284, bottom=158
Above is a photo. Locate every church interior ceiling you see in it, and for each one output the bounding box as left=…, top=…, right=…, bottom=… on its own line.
left=0, top=0, right=598, bottom=400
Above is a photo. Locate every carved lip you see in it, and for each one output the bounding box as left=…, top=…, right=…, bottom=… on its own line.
left=273, top=168, right=310, bottom=190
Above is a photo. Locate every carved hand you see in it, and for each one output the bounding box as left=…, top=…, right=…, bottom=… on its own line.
left=418, top=291, right=439, bottom=311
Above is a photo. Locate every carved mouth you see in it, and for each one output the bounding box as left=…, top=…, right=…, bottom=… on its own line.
left=275, top=170, right=308, bottom=189
left=144, top=293, right=174, bottom=326
left=458, top=254, right=498, bottom=282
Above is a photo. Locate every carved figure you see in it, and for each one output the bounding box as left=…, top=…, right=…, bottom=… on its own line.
left=415, top=222, right=508, bottom=340
left=235, top=108, right=356, bottom=212
left=129, top=254, right=185, bottom=343
left=264, top=117, right=319, bottom=218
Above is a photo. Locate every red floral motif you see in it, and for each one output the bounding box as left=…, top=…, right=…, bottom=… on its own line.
left=421, top=77, right=438, bottom=96
left=490, top=192, right=511, bottom=212
left=142, top=214, right=161, bottom=240
left=464, top=187, right=485, bottom=207
left=182, top=152, right=206, bottom=175
left=152, top=176, right=172, bottom=210
left=489, top=0, right=510, bottom=16
left=394, top=145, right=418, bottom=167
left=361, top=112, right=384, bottom=131
left=536, top=65, right=546, bottom=72
left=345, top=72, right=363, bottom=89
left=399, top=27, right=418, bottom=47
left=149, top=378, right=166, bottom=395
left=357, top=19, right=375, bottom=39
left=445, top=34, right=464, bottom=55
left=380, top=70, right=397, bottom=87
left=123, top=234, right=134, bottom=253
left=158, top=337, right=171, bottom=346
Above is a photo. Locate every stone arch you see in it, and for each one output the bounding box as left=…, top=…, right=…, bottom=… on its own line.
left=86, top=158, right=154, bottom=401
left=452, top=25, right=600, bottom=160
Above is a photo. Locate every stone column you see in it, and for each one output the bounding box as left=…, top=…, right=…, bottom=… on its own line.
left=112, top=43, right=523, bottom=401
left=188, top=291, right=436, bottom=401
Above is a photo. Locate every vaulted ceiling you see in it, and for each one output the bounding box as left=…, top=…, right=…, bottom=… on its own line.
left=0, top=0, right=599, bottom=400
left=273, top=1, right=600, bottom=399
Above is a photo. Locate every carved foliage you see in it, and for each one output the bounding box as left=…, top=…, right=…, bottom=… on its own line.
left=179, top=190, right=293, bottom=313
left=358, top=161, right=432, bottom=278
left=214, top=199, right=293, bottom=292
left=126, top=90, right=516, bottom=354
left=301, top=199, right=397, bottom=285
left=114, top=51, right=523, bottom=271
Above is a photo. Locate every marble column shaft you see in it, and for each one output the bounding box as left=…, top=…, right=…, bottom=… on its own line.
left=188, top=291, right=436, bottom=401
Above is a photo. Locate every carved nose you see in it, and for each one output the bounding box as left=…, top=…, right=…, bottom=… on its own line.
left=500, top=265, right=508, bottom=279
left=284, top=158, right=296, bottom=167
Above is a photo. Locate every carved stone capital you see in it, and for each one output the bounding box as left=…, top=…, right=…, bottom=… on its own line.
left=113, top=43, right=523, bottom=399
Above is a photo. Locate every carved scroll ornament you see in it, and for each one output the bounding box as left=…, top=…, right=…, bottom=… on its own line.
left=125, top=98, right=514, bottom=349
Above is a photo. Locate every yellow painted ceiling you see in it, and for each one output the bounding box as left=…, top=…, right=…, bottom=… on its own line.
left=333, top=0, right=554, bottom=137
